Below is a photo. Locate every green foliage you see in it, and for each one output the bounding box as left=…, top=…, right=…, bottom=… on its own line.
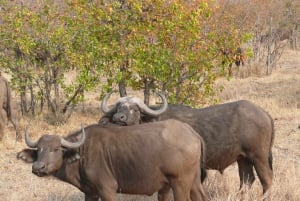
left=66, top=0, right=223, bottom=105
left=0, top=0, right=253, bottom=116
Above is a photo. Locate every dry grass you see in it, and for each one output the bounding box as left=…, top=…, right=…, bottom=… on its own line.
left=0, top=50, right=299, bottom=201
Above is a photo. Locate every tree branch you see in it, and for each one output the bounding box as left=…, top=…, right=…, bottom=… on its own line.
left=62, top=84, right=84, bottom=114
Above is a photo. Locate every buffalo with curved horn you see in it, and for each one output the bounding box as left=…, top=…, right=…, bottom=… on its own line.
left=99, top=91, right=168, bottom=125
left=24, top=125, right=86, bottom=149
left=18, top=121, right=207, bottom=201
left=98, top=95, right=275, bottom=195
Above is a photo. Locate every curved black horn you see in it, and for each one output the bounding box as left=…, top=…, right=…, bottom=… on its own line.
left=60, top=124, right=86, bottom=149
left=101, top=90, right=118, bottom=114
left=25, top=126, right=38, bottom=148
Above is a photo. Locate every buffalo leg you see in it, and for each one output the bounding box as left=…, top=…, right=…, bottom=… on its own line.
left=170, top=178, right=192, bottom=201
left=0, top=122, right=4, bottom=141
left=98, top=181, right=119, bottom=201
left=0, top=110, right=5, bottom=141
left=100, top=191, right=117, bottom=201
left=190, top=169, right=208, bottom=201
left=85, top=195, right=99, bottom=201
left=171, top=185, right=190, bottom=201
left=252, top=157, right=273, bottom=194
left=158, top=188, right=171, bottom=201
left=237, top=157, right=255, bottom=189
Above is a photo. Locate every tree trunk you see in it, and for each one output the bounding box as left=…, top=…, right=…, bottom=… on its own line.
left=62, top=84, right=84, bottom=114
left=291, top=28, right=297, bottom=50
left=266, top=17, right=273, bottom=75
left=118, top=62, right=128, bottom=97
left=44, top=76, right=56, bottom=114
left=143, top=78, right=154, bottom=105
left=118, top=80, right=127, bottom=97
left=29, top=85, right=35, bottom=115
left=20, top=86, right=27, bottom=116
left=53, top=67, right=60, bottom=113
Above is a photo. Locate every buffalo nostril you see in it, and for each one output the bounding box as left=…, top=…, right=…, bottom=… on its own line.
left=113, top=113, right=127, bottom=122
left=119, top=114, right=126, bottom=121
left=33, top=162, right=46, bottom=172
left=40, top=163, right=46, bottom=170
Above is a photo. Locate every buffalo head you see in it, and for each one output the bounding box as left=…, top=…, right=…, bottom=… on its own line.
left=100, top=91, right=167, bottom=126
left=17, top=126, right=86, bottom=176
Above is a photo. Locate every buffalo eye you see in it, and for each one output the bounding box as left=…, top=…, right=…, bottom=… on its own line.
left=52, top=147, right=61, bottom=153
left=132, top=107, right=139, bottom=112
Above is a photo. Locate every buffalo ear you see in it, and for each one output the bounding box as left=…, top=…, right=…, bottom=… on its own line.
left=63, top=149, right=80, bottom=163
left=141, top=114, right=158, bottom=123
left=17, top=149, right=37, bottom=163
left=98, top=116, right=112, bottom=125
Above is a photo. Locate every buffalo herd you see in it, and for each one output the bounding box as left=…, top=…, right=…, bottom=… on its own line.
left=16, top=90, right=275, bottom=200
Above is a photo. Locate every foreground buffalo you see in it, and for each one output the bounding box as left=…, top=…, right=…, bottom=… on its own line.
left=100, top=93, right=275, bottom=194
left=0, top=75, right=20, bottom=141
left=17, top=120, right=207, bottom=201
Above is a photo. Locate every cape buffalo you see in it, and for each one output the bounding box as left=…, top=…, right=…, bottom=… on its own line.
left=100, top=93, right=275, bottom=194
left=17, top=120, right=207, bottom=201
left=0, top=75, right=20, bottom=141
left=99, top=92, right=168, bottom=126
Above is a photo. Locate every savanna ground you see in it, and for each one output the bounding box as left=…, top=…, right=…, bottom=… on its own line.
left=0, top=49, right=299, bottom=201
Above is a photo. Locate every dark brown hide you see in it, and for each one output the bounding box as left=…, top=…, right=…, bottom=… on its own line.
left=101, top=99, right=274, bottom=194
left=0, top=76, right=20, bottom=141
left=17, top=120, right=207, bottom=201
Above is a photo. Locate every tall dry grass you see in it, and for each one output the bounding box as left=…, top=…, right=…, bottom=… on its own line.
left=0, top=50, right=299, bottom=201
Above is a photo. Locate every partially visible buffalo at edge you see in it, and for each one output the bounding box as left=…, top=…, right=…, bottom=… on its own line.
left=0, top=75, right=20, bottom=141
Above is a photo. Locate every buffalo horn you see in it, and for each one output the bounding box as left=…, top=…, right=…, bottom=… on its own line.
left=25, top=126, right=38, bottom=148
left=60, top=125, right=86, bottom=149
left=101, top=90, right=118, bottom=114
left=123, top=93, right=168, bottom=117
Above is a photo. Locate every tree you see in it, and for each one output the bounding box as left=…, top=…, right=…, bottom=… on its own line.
left=215, top=0, right=299, bottom=75
left=0, top=0, right=253, bottom=123
left=0, top=0, right=96, bottom=123
left=67, top=0, right=243, bottom=105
